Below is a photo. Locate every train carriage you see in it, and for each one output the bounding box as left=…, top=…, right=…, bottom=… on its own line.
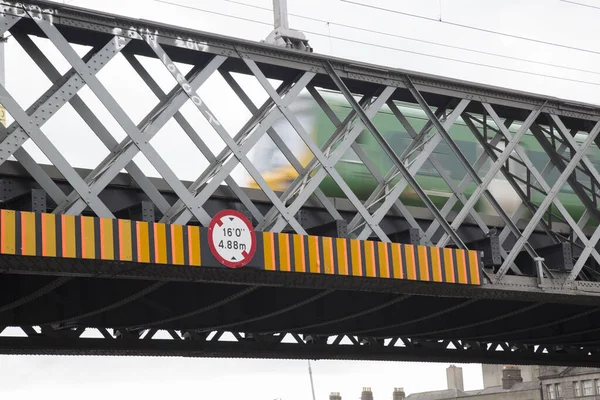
left=248, top=89, right=600, bottom=230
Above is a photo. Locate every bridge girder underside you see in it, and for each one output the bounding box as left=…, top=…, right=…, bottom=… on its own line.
left=1, top=0, right=600, bottom=364
left=2, top=259, right=600, bottom=366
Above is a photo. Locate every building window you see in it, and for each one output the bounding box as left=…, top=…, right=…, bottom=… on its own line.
left=583, top=380, right=593, bottom=396
left=574, top=381, right=581, bottom=397
left=547, top=384, right=556, bottom=399
left=596, top=380, right=600, bottom=395
left=556, top=383, right=562, bottom=399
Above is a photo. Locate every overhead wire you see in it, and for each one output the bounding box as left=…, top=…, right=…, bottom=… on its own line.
left=176, top=0, right=600, bottom=78
left=341, top=0, right=600, bottom=57
left=153, top=0, right=600, bottom=87
left=560, top=0, right=600, bottom=10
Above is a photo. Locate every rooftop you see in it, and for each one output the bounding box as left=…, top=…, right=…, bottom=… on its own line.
left=405, top=381, right=541, bottom=400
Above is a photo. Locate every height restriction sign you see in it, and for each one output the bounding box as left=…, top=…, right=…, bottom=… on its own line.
left=207, top=210, right=257, bottom=268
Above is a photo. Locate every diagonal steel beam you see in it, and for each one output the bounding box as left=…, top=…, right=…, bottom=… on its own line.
left=460, top=116, right=557, bottom=275
left=0, top=84, right=113, bottom=216
left=157, top=72, right=304, bottom=225
left=496, top=142, right=568, bottom=244
left=354, top=100, right=494, bottom=242
left=59, top=58, right=222, bottom=213
left=0, top=8, right=65, bottom=202
left=564, top=127, right=600, bottom=190
left=307, top=86, right=427, bottom=241
left=424, top=116, right=510, bottom=240
left=243, top=59, right=391, bottom=238
left=346, top=98, right=469, bottom=244
left=41, top=23, right=226, bottom=222
left=476, top=106, right=599, bottom=276
left=0, top=38, right=121, bottom=204
left=122, top=54, right=261, bottom=219
left=407, top=90, right=543, bottom=256
left=347, top=104, right=451, bottom=233
left=129, top=41, right=263, bottom=222
left=565, top=223, right=600, bottom=285
left=551, top=117, right=600, bottom=212
left=438, top=107, right=542, bottom=248
left=221, top=73, right=341, bottom=221
left=256, top=90, right=380, bottom=232
left=147, top=43, right=307, bottom=228
left=160, top=70, right=313, bottom=231
left=496, top=124, right=597, bottom=253
left=461, top=118, right=553, bottom=227
left=528, top=126, right=600, bottom=263
left=494, top=119, right=600, bottom=282
left=12, top=32, right=171, bottom=214
left=318, top=63, right=469, bottom=246
left=531, top=125, right=600, bottom=225
left=256, top=83, right=395, bottom=233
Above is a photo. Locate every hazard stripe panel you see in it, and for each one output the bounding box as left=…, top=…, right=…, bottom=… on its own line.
left=0, top=210, right=203, bottom=267
left=264, top=232, right=481, bottom=285
left=0, top=210, right=481, bottom=285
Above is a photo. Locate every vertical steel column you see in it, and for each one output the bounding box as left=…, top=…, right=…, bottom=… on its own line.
left=273, top=0, right=289, bottom=29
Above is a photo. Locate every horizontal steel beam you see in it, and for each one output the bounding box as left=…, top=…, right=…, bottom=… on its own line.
left=0, top=329, right=599, bottom=367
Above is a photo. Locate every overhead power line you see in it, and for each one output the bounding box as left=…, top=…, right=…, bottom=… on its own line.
left=341, top=0, right=600, bottom=57
left=560, top=0, right=600, bottom=10
left=213, top=0, right=600, bottom=78
left=153, top=0, right=600, bottom=87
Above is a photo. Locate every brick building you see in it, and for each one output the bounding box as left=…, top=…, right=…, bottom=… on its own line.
left=328, top=365, right=600, bottom=400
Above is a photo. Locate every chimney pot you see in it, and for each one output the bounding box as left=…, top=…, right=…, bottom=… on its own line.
left=502, top=366, right=523, bottom=390
left=330, top=392, right=342, bottom=400
left=393, top=387, right=406, bottom=400
left=361, top=387, right=373, bottom=400
left=446, top=365, right=464, bottom=392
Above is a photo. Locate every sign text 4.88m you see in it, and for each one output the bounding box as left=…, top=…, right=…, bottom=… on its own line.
left=208, top=210, right=256, bottom=268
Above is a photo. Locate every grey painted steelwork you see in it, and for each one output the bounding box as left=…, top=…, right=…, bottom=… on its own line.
left=3, top=260, right=600, bottom=365
left=1, top=327, right=600, bottom=367
left=0, top=0, right=598, bottom=296
left=264, top=0, right=312, bottom=51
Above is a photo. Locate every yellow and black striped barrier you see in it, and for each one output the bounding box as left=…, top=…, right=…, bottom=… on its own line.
left=0, top=209, right=481, bottom=285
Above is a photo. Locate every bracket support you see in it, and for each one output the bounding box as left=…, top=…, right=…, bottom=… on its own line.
left=263, top=0, right=312, bottom=52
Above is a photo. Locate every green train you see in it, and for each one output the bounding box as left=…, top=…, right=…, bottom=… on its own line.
left=247, top=89, right=600, bottom=230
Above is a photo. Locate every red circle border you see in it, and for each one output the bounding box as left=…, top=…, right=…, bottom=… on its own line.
left=207, top=210, right=257, bottom=269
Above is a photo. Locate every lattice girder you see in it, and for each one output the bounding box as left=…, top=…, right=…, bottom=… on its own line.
left=462, top=110, right=600, bottom=280
left=2, top=0, right=600, bottom=289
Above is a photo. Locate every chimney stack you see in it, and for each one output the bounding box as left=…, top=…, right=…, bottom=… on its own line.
left=502, top=366, right=523, bottom=390
left=330, top=392, right=342, bottom=400
left=393, top=387, right=406, bottom=400
left=446, top=365, right=464, bottom=392
left=361, top=387, right=373, bottom=400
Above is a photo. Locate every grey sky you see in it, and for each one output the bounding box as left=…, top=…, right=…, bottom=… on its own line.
left=0, top=0, right=597, bottom=398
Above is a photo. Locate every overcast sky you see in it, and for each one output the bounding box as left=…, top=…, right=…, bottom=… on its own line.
left=1, top=0, right=599, bottom=398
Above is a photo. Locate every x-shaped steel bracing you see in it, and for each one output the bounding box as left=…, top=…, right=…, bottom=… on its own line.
left=2, top=2, right=600, bottom=287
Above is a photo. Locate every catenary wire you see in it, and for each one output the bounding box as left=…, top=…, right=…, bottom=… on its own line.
left=153, top=0, right=600, bottom=87
left=341, top=0, right=600, bottom=57
left=560, top=0, right=600, bottom=10
left=203, top=0, right=600, bottom=78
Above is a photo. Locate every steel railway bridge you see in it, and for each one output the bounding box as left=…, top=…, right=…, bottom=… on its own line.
left=0, top=0, right=600, bottom=366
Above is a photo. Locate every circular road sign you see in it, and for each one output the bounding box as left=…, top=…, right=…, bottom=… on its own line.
left=208, top=210, right=257, bottom=268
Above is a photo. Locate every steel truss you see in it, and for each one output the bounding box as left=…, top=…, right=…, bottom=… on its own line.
left=0, top=326, right=600, bottom=366
left=0, top=0, right=599, bottom=291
